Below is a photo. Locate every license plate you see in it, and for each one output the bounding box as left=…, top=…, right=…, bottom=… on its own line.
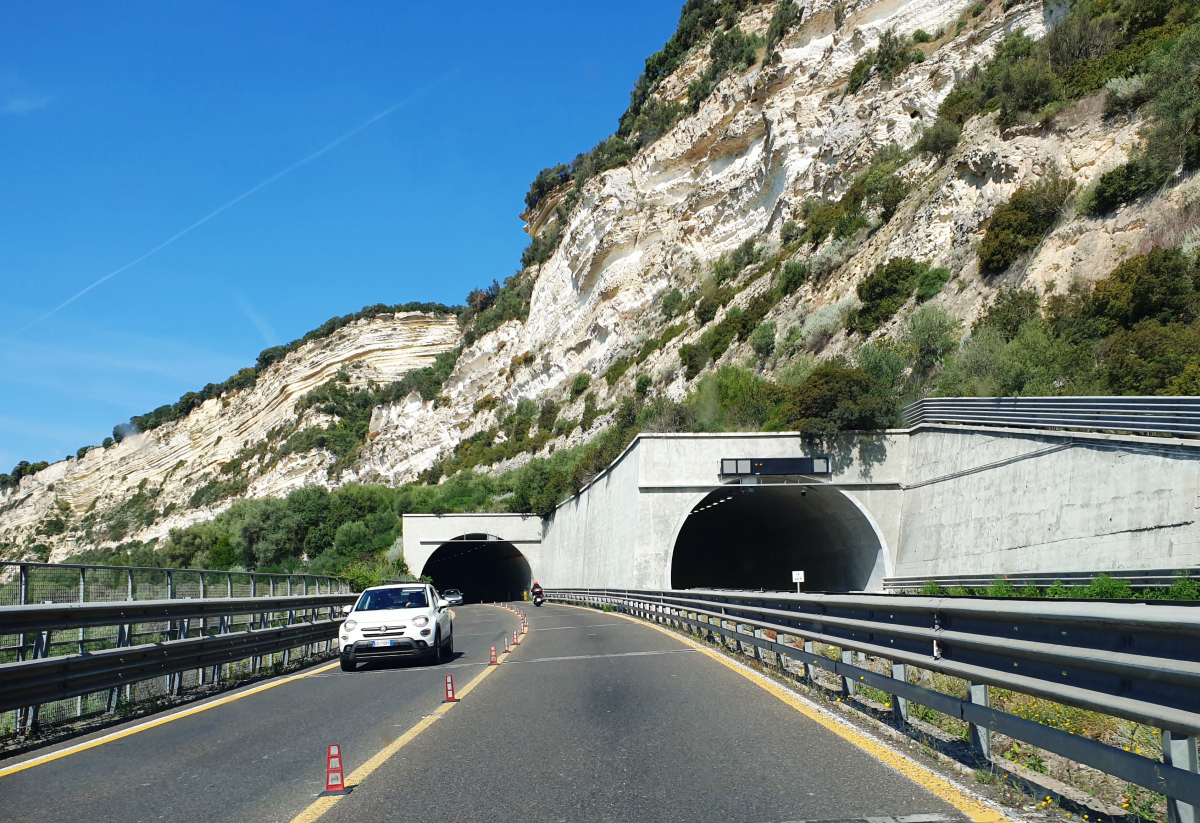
left=371, top=640, right=393, bottom=647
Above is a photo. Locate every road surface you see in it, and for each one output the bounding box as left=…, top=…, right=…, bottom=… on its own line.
left=0, top=603, right=974, bottom=823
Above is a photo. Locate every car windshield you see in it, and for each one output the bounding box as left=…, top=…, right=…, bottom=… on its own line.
left=445, top=589, right=460, bottom=595
left=356, top=588, right=428, bottom=611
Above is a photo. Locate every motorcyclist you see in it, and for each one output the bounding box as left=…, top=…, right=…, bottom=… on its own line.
left=531, top=582, right=543, bottom=598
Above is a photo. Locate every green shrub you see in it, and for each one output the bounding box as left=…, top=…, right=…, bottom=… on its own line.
left=712, top=238, right=761, bottom=284
left=764, top=365, right=896, bottom=434
left=915, top=118, right=960, bottom=158
left=975, top=287, right=1041, bottom=341
left=661, top=288, right=684, bottom=318
left=780, top=220, right=801, bottom=245
left=765, top=0, right=803, bottom=55
left=627, top=96, right=688, bottom=146
left=538, top=400, right=559, bottom=432
left=913, top=28, right=933, bottom=43
left=915, top=267, right=951, bottom=302
left=852, top=257, right=930, bottom=334
left=571, top=373, right=592, bottom=399
left=605, top=357, right=633, bottom=386
left=779, top=260, right=808, bottom=295
left=904, top=305, right=961, bottom=379
left=847, top=54, right=874, bottom=93
left=750, top=321, right=777, bottom=361
left=635, top=374, right=652, bottom=395
left=979, top=177, right=1071, bottom=273
left=876, top=27, right=920, bottom=79
left=580, top=393, right=601, bottom=430
left=1086, top=246, right=1198, bottom=332
left=688, top=26, right=763, bottom=110
left=679, top=341, right=711, bottom=380
left=1087, top=157, right=1170, bottom=214
left=701, top=306, right=743, bottom=360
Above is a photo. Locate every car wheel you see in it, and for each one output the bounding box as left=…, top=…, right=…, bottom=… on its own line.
left=340, top=653, right=356, bottom=673
left=432, top=629, right=443, bottom=664
left=445, top=627, right=454, bottom=655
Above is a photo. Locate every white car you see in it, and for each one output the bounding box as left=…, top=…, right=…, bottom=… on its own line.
left=443, top=588, right=464, bottom=606
left=339, top=583, right=453, bottom=671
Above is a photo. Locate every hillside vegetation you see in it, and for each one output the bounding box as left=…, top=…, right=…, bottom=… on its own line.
left=6, top=0, right=1200, bottom=581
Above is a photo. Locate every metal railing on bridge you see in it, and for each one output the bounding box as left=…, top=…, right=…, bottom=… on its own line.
left=902, top=396, right=1200, bottom=438
left=547, top=587, right=1200, bottom=820
left=0, top=562, right=354, bottom=737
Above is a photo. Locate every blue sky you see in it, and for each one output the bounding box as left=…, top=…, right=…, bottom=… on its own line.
left=0, top=1, right=681, bottom=471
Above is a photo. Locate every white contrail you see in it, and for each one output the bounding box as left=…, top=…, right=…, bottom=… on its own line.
left=19, top=86, right=436, bottom=333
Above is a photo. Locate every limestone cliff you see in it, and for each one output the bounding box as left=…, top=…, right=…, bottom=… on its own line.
left=1, top=0, right=1184, bottom=562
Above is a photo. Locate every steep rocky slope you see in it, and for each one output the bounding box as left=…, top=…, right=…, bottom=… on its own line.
left=0, top=313, right=458, bottom=560
left=1, top=0, right=1187, bottom=563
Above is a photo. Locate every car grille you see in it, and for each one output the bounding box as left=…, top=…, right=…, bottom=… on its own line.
left=361, top=624, right=407, bottom=637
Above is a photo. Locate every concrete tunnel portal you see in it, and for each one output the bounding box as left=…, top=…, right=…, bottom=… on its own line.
left=670, top=484, right=884, bottom=592
left=420, top=534, right=532, bottom=604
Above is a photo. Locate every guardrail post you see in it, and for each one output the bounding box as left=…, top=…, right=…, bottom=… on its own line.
left=841, top=649, right=856, bottom=697
left=107, top=622, right=131, bottom=715
left=803, top=640, right=815, bottom=685
left=77, top=567, right=86, bottom=718
left=890, top=663, right=908, bottom=724
left=127, top=568, right=134, bottom=601
left=968, top=682, right=991, bottom=761
left=1162, top=728, right=1199, bottom=823
left=22, top=628, right=51, bottom=733
left=167, top=570, right=174, bottom=601
left=227, top=573, right=232, bottom=598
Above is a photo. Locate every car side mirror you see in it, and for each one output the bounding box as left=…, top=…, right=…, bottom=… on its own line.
left=342, top=604, right=353, bottom=614
left=437, top=599, right=450, bottom=610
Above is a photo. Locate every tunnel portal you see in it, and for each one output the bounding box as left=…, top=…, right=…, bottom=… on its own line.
left=670, top=484, right=883, bottom=592
left=420, top=534, right=532, bottom=603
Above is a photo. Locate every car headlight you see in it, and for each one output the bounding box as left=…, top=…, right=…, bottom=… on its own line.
left=343, top=619, right=357, bottom=631
left=412, top=615, right=429, bottom=627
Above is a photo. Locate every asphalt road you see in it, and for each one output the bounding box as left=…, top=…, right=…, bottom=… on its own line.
left=319, top=603, right=963, bottom=823
left=0, top=603, right=970, bottom=823
left=0, top=605, right=522, bottom=823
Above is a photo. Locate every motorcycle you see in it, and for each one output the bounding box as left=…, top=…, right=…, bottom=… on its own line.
left=533, top=592, right=545, bottom=607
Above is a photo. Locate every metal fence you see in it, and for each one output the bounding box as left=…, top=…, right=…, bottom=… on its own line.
left=902, top=396, right=1200, bottom=438
left=883, top=567, right=1200, bottom=593
left=547, top=587, right=1200, bottom=820
left=0, top=561, right=348, bottom=608
left=0, top=562, right=352, bottom=738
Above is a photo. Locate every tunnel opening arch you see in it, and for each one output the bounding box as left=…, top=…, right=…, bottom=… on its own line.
left=666, top=483, right=889, bottom=593
left=420, top=533, right=532, bottom=603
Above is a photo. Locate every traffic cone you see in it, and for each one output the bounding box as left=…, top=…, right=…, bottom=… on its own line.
left=324, top=744, right=347, bottom=795
left=490, top=646, right=498, bottom=665
left=513, top=629, right=520, bottom=646
left=444, top=674, right=458, bottom=702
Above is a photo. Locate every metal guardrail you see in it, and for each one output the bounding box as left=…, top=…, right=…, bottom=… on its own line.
left=0, top=561, right=348, bottom=608
left=547, top=587, right=1200, bottom=816
left=883, top=567, right=1200, bottom=593
left=903, top=396, right=1200, bottom=438
left=0, top=591, right=356, bottom=735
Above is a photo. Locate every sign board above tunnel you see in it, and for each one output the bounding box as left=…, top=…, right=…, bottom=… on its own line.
left=719, top=457, right=832, bottom=477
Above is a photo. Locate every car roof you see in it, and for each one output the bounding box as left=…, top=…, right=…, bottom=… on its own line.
left=362, top=583, right=427, bottom=592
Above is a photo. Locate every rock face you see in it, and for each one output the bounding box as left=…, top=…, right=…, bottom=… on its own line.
left=1, top=0, right=1184, bottom=562
left=0, top=313, right=459, bottom=559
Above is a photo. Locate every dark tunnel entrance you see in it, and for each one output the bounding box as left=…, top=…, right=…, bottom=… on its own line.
left=421, top=534, right=532, bottom=604
left=670, top=485, right=883, bottom=592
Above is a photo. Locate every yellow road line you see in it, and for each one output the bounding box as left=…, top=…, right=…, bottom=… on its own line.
left=0, top=660, right=341, bottom=779
left=288, top=605, right=519, bottom=823
left=565, top=603, right=1011, bottom=823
